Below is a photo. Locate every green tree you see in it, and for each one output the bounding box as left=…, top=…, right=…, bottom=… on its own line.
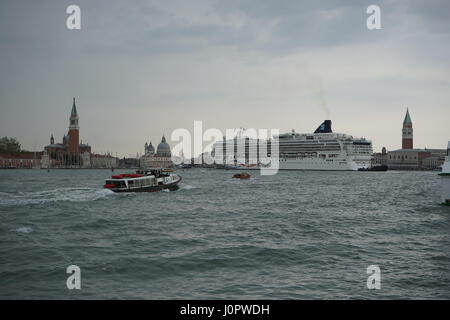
left=0, top=137, right=22, bottom=154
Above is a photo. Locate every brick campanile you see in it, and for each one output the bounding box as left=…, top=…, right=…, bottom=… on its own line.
left=402, top=108, right=413, bottom=149
left=68, top=97, right=80, bottom=153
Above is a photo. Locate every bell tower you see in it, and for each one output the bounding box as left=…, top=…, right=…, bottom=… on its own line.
left=402, top=108, right=413, bottom=149
left=68, top=97, right=80, bottom=153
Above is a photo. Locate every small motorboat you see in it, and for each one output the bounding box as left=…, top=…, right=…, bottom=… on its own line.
left=232, top=172, right=251, bottom=179
left=103, top=168, right=182, bottom=193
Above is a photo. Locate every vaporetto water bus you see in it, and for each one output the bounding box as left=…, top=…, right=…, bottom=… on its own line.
left=212, top=120, right=373, bottom=171
left=103, top=168, right=181, bottom=193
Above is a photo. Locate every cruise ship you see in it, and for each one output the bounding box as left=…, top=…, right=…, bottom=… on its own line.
left=212, top=120, right=373, bottom=171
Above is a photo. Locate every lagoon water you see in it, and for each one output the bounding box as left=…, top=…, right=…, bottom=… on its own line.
left=0, top=169, right=449, bottom=299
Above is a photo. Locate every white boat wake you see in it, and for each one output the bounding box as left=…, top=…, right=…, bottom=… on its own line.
left=0, top=187, right=118, bottom=206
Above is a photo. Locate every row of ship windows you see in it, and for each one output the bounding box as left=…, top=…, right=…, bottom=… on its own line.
left=241, top=145, right=342, bottom=148
left=279, top=145, right=341, bottom=148
left=218, top=153, right=342, bottom=159
left=280, top=153, right=341, bottom=158
left=279, top=141, right=341, bottom=145
left=215, top=147, right=343, bottom=151
left=216, top=153, right=344, bottom=158
left=217, top=140, right=342, bottom=145
left=216, top=145, right=354, bottom=151
left=280, top=148, right=342, bottom=152
left=128, top=178, right=154, bottom=187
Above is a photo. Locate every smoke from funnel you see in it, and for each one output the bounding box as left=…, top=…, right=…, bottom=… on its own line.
left=315, top=78, right=330, bottom=120
left=300, top=66, right=330, bottom=119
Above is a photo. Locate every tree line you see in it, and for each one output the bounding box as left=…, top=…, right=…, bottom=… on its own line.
left=0, top=137, right=29, bottom=154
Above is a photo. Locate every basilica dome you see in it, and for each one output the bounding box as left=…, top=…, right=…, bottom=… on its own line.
left=156, top=136, right=171, bottom=157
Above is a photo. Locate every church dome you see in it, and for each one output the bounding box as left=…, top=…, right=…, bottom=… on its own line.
left=144, top=141, right=155, bottom=155
left=156, top=136, right=171, bottom=157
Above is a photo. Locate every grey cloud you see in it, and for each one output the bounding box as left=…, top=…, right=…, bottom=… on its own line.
left=0, top=0, right=449, bottom=155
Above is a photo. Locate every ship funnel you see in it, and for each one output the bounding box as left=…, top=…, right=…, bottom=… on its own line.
left=314, top=120, right=332, bottom=133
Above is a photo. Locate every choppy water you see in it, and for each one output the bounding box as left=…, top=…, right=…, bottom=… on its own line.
left=0, top=169, right=449, bottom=299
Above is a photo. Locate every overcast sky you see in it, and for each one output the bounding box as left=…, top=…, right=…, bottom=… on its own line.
left=0, top=0, right=449, bottom=157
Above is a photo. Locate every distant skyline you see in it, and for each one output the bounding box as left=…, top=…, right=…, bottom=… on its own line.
left=1, top=0, right=449, bottom=158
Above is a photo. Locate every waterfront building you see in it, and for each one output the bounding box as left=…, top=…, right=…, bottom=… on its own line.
left=0, top=152, right=43, bottom=169
left=372, top=147, right=388, bottom=166
left=44, top=98, right=92, bottom=167
left=90, top=153, right=118, bottom=168
left=140, top=136, right=173, bottom=168
left=118, top=157, right=140, bottom=168
left=81, top=152, right=91, bottom=168
left=387, top=109, right=446, bottom=170
left=387, top=149, right=432, bottom=170
left=422, top=149, right=447, bottom=170
left=40, top=151, right=50, bottom=168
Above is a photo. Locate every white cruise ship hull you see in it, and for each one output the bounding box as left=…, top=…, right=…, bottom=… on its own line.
left=231, top=157, right=371, bottom=171
left=277, top=157, right=370, bottom=171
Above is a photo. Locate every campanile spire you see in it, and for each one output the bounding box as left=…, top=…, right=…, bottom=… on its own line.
left=68, top=97, right=80, bottom=153
left=402, top=108, right=413, bottom=149
left=69, top=97, right=79, bottom=129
